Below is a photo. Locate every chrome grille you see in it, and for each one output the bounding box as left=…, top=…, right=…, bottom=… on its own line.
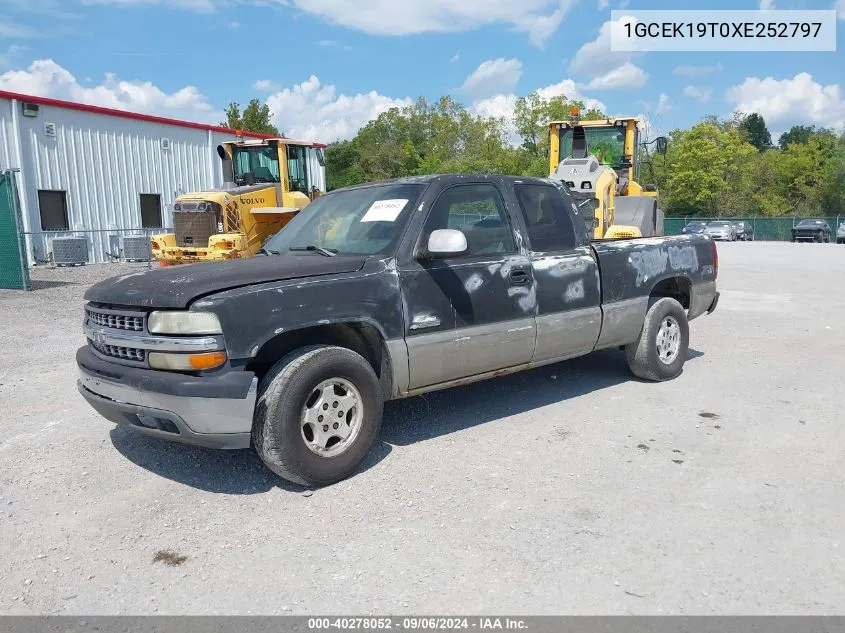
left=89, top=339, right=146, bottom=362
left=87, top=310, right=144, bottom=332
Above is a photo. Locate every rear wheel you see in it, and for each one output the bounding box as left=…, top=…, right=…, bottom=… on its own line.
left=252, top=345, right=383, bottom=487
left=625, top=298, right=689, bottom=382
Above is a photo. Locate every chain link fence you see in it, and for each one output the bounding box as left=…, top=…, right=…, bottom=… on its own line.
left=20, top=227, right=172, bottom=269
left=664, top=217, right=844, bottom=241
left=0, top=169, right=31, bottom=290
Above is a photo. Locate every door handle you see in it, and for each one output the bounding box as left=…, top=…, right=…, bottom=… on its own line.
left=509, top=268, right=530, bottom=286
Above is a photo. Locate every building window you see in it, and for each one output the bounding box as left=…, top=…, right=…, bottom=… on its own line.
left=140, top=194, right=163, bottom=228
left=38, top=190, right=69, bottom=231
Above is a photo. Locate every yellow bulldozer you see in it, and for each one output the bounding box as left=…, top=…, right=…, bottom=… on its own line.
left=152, top=137, right=326, bottom=265
left=548, top=108, right=667, bottom=240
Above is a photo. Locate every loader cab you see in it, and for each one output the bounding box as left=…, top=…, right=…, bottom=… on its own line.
left=220, top=139, right=320, bottom=197
left=551, top=117, right=638, bottom=189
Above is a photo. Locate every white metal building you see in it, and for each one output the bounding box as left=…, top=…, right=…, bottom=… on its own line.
left=0, top=90, right=327, bottom=265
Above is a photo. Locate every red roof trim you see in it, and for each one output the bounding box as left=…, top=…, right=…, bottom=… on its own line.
left=0, top=89, right=328, bottom=148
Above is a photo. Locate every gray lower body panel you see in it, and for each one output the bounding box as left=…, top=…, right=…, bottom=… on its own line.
left=533, top=307, right=602, bottom=363
left=78, top=367, right=257, bottom=449
left=405, top=317, right=536, bottom=391
left=595, top=297, right=648, bottom=349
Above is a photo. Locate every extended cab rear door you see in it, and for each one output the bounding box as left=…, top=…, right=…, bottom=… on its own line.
left=509, top=182, right=602, bottom=363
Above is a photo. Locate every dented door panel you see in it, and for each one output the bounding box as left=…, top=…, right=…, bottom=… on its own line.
left=529, top=247, right=602, bottom=362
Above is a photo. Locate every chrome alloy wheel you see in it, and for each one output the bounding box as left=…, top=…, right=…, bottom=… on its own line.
left=300, top=378, right=364, bottom=457
left=656, top=316, right=681, bottom=365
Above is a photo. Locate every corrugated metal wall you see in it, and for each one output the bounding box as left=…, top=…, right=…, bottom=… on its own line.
left=0, top=101, right=16, bottom=170
left=0, top=97, right=326, bottom=265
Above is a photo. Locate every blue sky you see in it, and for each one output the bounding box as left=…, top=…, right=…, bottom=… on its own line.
left=0, top=0, right=843, bottom=143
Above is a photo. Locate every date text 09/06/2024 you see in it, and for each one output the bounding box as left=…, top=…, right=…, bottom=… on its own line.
left=308, top=617, right=528, bottom=630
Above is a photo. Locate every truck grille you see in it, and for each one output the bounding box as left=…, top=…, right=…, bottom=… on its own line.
left=89, top=339, right=146, bottom=363
left=87, top=309, right=144, bottom=332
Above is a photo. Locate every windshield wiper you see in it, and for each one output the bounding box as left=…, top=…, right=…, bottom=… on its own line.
left=258, top=247, right=280, bottom=256
left=289, top=245, right=338, bottom=257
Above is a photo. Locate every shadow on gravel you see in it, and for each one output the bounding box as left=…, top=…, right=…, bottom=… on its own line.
left=109, top=427, right=392, bottom=494
left=108, top=347, right=702, bottom=492
left=381, top=348, right=705, bottom=447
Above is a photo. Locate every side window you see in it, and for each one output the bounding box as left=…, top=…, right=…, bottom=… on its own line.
left=514, top=184, right=577, bottom=252
left=424, top=184, right=516, bottom=256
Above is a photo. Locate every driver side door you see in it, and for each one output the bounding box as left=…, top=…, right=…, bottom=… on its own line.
left=398, top=182, right=537, bottom=390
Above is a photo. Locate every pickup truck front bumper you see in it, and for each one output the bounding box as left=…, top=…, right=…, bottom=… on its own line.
left=76, top=346, right=257, bottom=449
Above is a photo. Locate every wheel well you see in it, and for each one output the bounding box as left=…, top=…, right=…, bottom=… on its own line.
left=246, top=323, right=391, bottom=393
left=650, top=276, right=691, bottom=309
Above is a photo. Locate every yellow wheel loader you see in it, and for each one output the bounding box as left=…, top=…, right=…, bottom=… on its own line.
left=548, top=109, right=667, bottom=240
left=151, top=138, right=325, bottom=266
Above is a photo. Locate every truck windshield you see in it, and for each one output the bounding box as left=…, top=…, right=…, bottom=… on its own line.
left=560, top=127, right=626, bottom=167
left=233, top=146, right=280, bottom=184
left=263, top=183, right=426, bottom=256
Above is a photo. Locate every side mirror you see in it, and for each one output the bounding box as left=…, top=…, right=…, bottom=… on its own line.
left=424, top=229, right=468, bottom=259
left=655, top=136, right=668, bottom=154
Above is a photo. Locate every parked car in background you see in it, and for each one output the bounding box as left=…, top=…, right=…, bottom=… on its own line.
left=836, top=221, right=845, bottom=244
left=681, top=221, right=708, bottom=235
left=732, top=221, right=754, bottom=241
left=705, top=221, right=736, bottom=241
left=791, top=219, right=831, bottom=243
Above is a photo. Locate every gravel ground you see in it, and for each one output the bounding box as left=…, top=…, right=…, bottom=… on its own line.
left=1, top=243, right=844, bottom=615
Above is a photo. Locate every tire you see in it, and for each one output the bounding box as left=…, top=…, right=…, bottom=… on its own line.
left=252, top=345, right=384, bottom=487
left=624, top=297, right=689, bottom=382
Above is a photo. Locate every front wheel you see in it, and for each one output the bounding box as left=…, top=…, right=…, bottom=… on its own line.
left=625, top=298, right=690, bottom=382
left=252, top=345, right=384, bottom=487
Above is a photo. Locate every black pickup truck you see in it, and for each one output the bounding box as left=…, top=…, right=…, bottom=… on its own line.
left=78, top=174, right=719, bottom=486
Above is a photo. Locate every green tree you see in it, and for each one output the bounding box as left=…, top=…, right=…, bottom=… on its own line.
left=777, top=125, right=836, bottom=149
left=738, top=112, right=773, bottom=152
left=662, top=120, right=757, bottom=216
left=221, top=99, right=279, bottom=135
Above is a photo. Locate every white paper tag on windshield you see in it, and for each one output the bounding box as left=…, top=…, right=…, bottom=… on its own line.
left=360, top=199, right=408, bottom=223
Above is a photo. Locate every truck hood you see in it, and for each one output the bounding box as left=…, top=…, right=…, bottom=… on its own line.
left=84, top=255, right=367, bottom=309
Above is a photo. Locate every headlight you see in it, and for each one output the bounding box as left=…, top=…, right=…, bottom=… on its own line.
left=148, top=311, right=222, bottom=335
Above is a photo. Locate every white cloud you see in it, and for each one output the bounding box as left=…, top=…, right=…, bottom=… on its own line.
left=470, top=79, right=608, bottom=144
left=0, top=22, right=39, bottom=38
left=228, top=21, right=241, bottom=30
left=597, top=0, right=609, bottom=8
left=759, top=0, right=775, bottom=8
left=0, top=45, right=27, bottom=69
left=0, top=59, right=220, bottom=123
left=265, top=75, right=412, bottom=143
left=584, top=62, right=648, bottom=90
left=725, top=72, right=845, bottom=132
left=286, top=0, right=574, bottom=47
left=450, top=51, right=461, bottom=63
left=79, top=0, right=215, bottom=10
left=673, top=62, right=723, bottom=77
left=569, top=16, right=647, bottom=89
left=836, top=0, right=845, bottom=19
left=460, top=58, right=523, bottom=100
left=683, top=85, right=712, bottom=102
left=656, top=93, right=671, bottom=115
left=253, top=79, right=280, bottom=92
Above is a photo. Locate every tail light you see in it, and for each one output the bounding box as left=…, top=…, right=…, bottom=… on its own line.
left=710, top=238, right=718, bottom=280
